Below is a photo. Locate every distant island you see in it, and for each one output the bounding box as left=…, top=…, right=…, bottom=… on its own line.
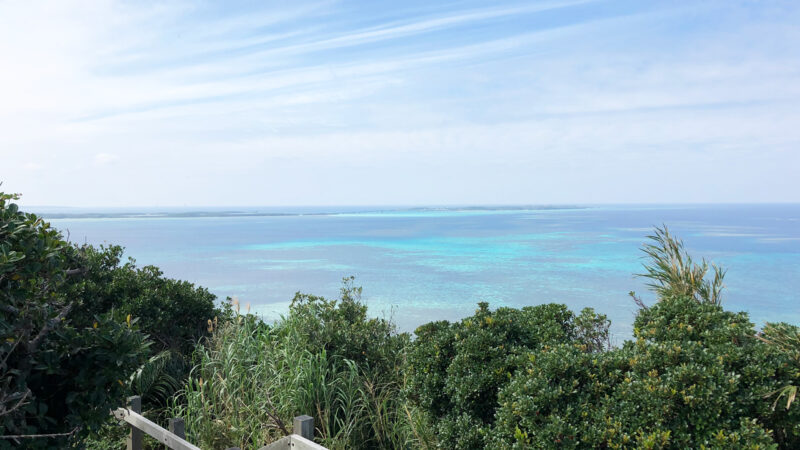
left=36, top=205, right=587, bottom=219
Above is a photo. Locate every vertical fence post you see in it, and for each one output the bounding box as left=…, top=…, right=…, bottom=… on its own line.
left=294, top=415, right=314, bottom=440
left=168, top=417, right=186, bottom=440
left=127, top=396, right=143, bottom=450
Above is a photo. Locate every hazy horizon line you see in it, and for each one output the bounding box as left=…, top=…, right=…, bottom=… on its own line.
left=23, top=202, right=800, bottom=221
left=26, top=201, right=800, bottom=209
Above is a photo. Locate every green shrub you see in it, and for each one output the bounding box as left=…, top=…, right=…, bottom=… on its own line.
left=491, top=295, right=797, bottom=449
left=757, top=322, right=800, bottom=444
left=403, top=320, right=456, bottom=420
left=64, top=243, right=218, bottom=421
left=0, top=191, right=150, bottom=448
left=280, top=276, right=407, bottom=383
left=406, top=302, right=610, bottom=449
left=172, top=282, right=417, bottom=450
left=491, top=344, right=629, bottom=448
left=65, top=244, right=217, bottom=355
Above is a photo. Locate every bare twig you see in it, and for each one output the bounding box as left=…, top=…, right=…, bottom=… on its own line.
left=65, top=268, right=85, bottom=276
left=263, top=394, right=289, bottom=436
left=0, top=426, right=80, bottom=439
left=629, top=291, right=648, bottom=310
left=0, top=388, right=30, bottom=418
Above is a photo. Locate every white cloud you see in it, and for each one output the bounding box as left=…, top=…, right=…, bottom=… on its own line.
left=93, top=153, right=120, bottom=166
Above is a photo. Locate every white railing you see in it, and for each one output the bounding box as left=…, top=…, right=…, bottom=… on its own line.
left=114, top=396, right=326, bottom=450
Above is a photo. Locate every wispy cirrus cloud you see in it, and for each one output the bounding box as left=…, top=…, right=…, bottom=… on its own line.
left=1, top=0, right=799, bottom=206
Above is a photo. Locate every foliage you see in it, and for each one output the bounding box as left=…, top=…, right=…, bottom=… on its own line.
left=172, top=281, right=418, bottom=450
left=490, top=295, right=800, bottom=448
left=64, top=243, right=218, bottom=425
left=406, top=302, right=610, bottom=449
left=1, top=191, right=213, bottom=448
left=281, top=276, right=407, bottom=383
left=65, top=244, right=217, bottom=355
left=129, top=350, right=186, bottom=408
left=5, top=190, right=799, bottom=450
left=0, top=191, right=150, bottom=448
left=758, top=323, right=800, bottom=413
left=486, top=225, right=800, bottom=449
left=635, top=225, right=726, bottom=305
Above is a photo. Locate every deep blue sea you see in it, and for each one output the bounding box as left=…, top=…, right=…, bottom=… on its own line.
left=42, top=205, right=800, bottom=341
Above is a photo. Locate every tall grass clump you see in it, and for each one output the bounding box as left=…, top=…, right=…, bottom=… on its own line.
left=172, top=280, right=422, bottom=449
left=635, top=225, right=726, bottom=305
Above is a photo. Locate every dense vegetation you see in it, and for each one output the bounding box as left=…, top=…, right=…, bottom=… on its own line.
left=0, top=191, right=216, bottom=448
left=2, top=190, right=799, bottom=449
left=490, top=296, right=798, bottom=448
left=171, top=283, right=413, bottom=449
left=406, top=303, right=610, bottom=448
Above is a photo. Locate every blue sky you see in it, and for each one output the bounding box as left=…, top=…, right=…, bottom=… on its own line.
left=2, top=0, right=799, bottom=206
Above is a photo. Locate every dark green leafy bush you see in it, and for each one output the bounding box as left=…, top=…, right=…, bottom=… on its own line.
left=281, top=276, right=408, bottom=383
left=758, top=323, right=800, bottom=417
left=64, top=243, right=218, bottom=419
left=406, top=302, right=610, bottom=448
left=1, top=191, right=216, bottom=447
left=0, top=191, right=150, bottom=448
left=491, top=295, right=799, bottom=449
left=66, top=244, right=217, bottom=355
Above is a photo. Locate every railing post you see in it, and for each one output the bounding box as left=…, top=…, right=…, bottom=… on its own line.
left=294, top=415, right=314, bottom=440
left=127, top=396, right=143, bottom=450
left=169, top=417, right=186, bottom=440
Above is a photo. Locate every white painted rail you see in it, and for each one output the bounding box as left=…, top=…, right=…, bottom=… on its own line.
left=113, top=396, right=327, bottom=450
left=258, top=434, right=329, bottom=450
left=112, top=405, right=201, bottom=450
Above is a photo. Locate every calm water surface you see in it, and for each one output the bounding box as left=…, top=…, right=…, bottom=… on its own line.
left=45, top=205, right=800, bottom=341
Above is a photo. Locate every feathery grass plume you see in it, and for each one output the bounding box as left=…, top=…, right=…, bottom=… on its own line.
left=758, top=322, right=800, bottom=410
left=636, top=225, right=726, bottom=305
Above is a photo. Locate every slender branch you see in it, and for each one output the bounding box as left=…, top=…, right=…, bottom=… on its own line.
left=629, top=291, right=648, bottom=310
left=27, top=303, right=73, bottom=354
left=263, top=394, right=289, bottom=436
left=0, top=337, right=21, bottom=369
left=0, top=426, right=80, bottom=439
left=0, top=389, right=30, bottom=418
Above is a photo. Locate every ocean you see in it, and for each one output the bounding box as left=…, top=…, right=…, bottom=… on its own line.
left=43, top=204, right=800, bottom=341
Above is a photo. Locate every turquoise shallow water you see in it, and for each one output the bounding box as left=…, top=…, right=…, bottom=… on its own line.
left=45, top=205, right=800, bottom=341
